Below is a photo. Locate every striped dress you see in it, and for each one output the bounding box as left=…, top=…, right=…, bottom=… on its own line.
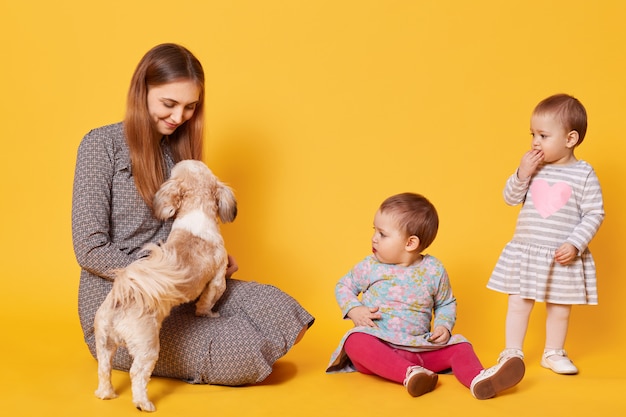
left=487, top=160, right=604, bottom=305
left=72, top=123, right=314, bottom=385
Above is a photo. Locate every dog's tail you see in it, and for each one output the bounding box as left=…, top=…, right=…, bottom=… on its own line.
left=110, top=243, right=192, bottom=317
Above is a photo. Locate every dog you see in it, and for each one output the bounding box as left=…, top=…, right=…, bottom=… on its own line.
left=93, top=160, right=237, bottom=412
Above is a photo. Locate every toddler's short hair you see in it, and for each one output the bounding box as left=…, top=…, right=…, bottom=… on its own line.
left=379, top=193, right=438, bottom=252
left=533, top=93, right=587, bottom=145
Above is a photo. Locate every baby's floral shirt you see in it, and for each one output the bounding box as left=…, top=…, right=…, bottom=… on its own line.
left=326, top=254, right=468, bottom=373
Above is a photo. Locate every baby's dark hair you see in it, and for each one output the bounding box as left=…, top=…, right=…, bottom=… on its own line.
left=379, top=193, right=439, bottom=252
left=533, top=93, right=588, bottom=145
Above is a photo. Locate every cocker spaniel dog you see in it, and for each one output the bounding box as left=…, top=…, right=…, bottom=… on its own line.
left=93, top=160, right=237, bottom=412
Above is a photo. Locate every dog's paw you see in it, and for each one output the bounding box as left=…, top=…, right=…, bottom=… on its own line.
left=94, top=386, right=118, bottom=400
left=195, top=308, right=220, bottom=318
left=135, top=399, right=156, bottom=412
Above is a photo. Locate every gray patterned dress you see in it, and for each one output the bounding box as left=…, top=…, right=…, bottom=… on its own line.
left=72, top=122, right=314, bottom=385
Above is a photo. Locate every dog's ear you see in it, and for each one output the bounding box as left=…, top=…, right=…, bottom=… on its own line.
left=216, top=181, right=237, bottom=223
left=153, top=178, right=183, bottom=220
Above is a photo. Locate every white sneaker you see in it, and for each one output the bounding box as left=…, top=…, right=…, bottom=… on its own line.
left=403, top=366, right=438, bottom=397
left=497, top=348, right=524, bottom=363
left=470, top=356, right=525, bottom=400
left=541, top=349, right=578, bottom=375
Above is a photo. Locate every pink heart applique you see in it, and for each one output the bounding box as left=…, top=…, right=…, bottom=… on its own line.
left=530, top=179, right=572, bottom=218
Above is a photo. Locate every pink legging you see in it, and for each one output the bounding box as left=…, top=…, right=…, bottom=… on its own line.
left=344, top=332, right=484, bottom=388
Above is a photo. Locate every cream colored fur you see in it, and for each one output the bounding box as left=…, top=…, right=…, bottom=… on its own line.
left=93, top=160, right=237, bottom=412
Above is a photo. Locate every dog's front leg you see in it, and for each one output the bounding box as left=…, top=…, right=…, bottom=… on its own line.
left=195, top=271, right=226, bottom=317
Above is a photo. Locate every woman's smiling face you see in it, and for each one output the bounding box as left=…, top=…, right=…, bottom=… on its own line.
left=146, top=79, right=201, bottom=137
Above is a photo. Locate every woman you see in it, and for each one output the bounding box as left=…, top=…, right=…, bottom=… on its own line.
left=72, top=43, right=314, bottom=385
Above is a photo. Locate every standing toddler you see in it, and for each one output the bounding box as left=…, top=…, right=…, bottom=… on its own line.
left=488, top=94, right=605, bottom=374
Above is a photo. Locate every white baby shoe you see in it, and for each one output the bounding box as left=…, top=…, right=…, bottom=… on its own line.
left=541, top=349, right=578, bottom=375
left=470, top=356, right=525, bottom=400
left=497, top=348, right=524, bottom=363
left=403, top=365, right=438, bottom=397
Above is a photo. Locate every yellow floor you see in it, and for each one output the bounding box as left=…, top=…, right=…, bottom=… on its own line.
left=1, top=314, right=624, bottom=417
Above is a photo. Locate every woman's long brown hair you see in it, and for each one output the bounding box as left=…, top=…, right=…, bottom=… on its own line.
left=124, top=43, right=205, bottom=210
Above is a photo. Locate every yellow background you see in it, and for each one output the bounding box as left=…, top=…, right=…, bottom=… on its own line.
left=1, top=1, right=624, bottom=416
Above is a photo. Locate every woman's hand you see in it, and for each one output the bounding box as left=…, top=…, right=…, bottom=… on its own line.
left=517, top=149, right=544, bottom=180
left=347, top=306, right=382, bottom=328
left=555, top=243, right=578, bottom=266
left=225, top=254, right=238, bottom=278
left=428, top=326, right=451, bottom=344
